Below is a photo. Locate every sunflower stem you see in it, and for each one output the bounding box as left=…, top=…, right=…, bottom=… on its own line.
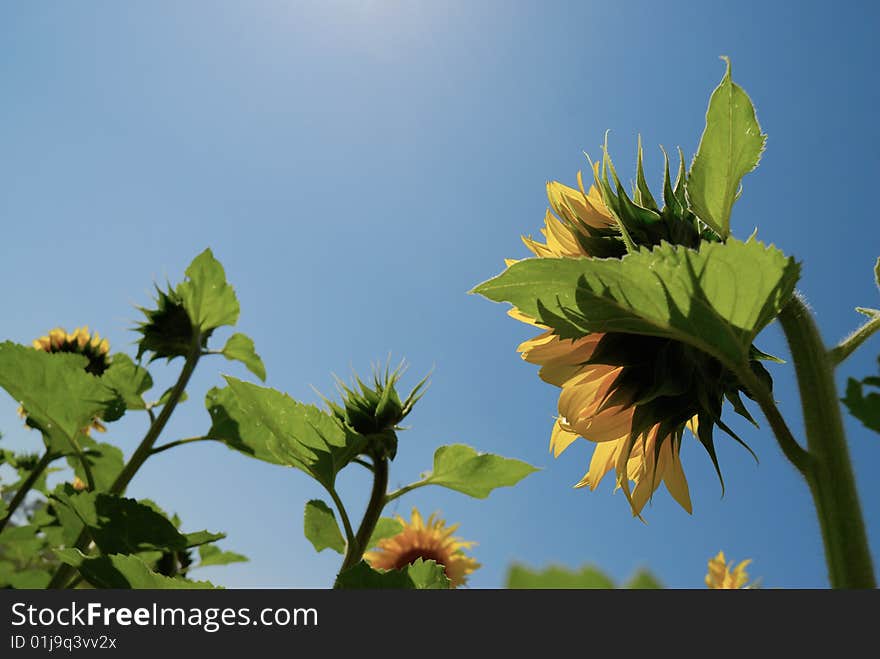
left=335, top=455, right=389, bottom=586
left=327, top=486, right=355, bottom=550
left=777, top=294, right=875, bottom=588
left=0, top=448, right=55, bottom=534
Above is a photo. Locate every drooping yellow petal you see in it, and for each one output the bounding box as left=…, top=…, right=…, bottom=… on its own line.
left=550, top=417, right=580, bottom=457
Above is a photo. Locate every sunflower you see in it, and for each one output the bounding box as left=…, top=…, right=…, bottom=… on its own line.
left=705, top=551, right=752, bottom=589
left=506, top=149, right=770, bottom=517
left=32, top=326, right=110, bottom=375
left=364, top=508, right=480, bottom=588
left=21, top=326, right=111, bottom=434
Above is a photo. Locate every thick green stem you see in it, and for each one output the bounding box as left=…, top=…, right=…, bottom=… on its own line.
left=0, top=449, right=55, bottom=534
left=47, top=337, right=202, bottom=589
left=778, top=294, right=875, bottom=588
left=335, top=456, right=389, bottom=586
left=110, top=338, right=202, bottom=495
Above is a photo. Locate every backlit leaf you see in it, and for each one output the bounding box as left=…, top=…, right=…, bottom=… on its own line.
left=474, top=238, right=798, bottom=371
left=304, top=499, right=346, bottom=554
left=220, top=333, right=266, bottom=381
left=687, top=57, right=766, bottom=238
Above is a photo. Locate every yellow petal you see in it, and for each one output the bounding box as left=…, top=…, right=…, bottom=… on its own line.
left=661, top=440, right=693, bottom=514
left=550, top=418, right=580, bottom=457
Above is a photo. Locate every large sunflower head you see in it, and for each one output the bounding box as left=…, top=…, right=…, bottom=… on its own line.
left=508, top=143, right=774, bottom=517
left=364, top=508, right=480, bottom=588
left=705, top=551, right=753, bottom=589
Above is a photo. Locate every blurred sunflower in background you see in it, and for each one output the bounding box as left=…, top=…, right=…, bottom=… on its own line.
left=364, top=508, right=480, bottom=588
left=20, top=326, right=111, bottom=434
left=705, top=551, right=754, bottom=589
left=505, top=148, right=773, bottom=517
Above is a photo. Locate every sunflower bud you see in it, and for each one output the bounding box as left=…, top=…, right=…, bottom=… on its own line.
left=322, top=362, right=429, bottom=460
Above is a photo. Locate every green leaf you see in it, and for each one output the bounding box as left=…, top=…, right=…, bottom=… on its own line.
left=0, top=525, right=45, bottom=564
left=52, top=491, right=220, bottom=554
left=406, top=559, right=451, bottom=589
left=335, top=560, right=413, bottom=589
left=335, top=559, right=449, bottom=589
left=205, top=386, right=286, bottom=465
left=210, top=378, right=367, bottom=488
left=196, top=544, right=249, bottom=568
left=56, top=550, right=219, bottom=589
left=177, top=248, right=240, bottom=333
left=183, top=530, right=226, bottom=547
left=473, top=238, right=799, bottom=371
left=367, top=517, right=404, bottom=548
left=0, top=343, right=113, bottom=447
left=68, top=437, right=124, bottom=492
left=303, top=499, right=345, bottom=554
left=842, top=358, right=880, bottom=434
left=624, top=569, right=663, bottom=589
left=421, top=444, right=539, bottom=499
left=101, top=353, right=153, bottom=411
left=220, top=333, right=266, bottom=381
left=506, top=563, right=616, bottom=589
left=686, top=57, right=766, bottom=238
left=8, top=569, right=52, bottom=589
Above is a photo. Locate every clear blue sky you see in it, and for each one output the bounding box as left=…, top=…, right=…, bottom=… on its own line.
left=1, top=1, right=878, bottom=588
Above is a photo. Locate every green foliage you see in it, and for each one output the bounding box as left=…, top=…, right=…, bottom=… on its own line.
left=177, top=248, right=241, bottom=333
left=205, top=385, right=285, bottom=465
left=842, top=356, right=880, bottom=434
left=196, top=544, right=248, bottom=568
left=220, top=333, right=266, bottom=381
left=303, top=500, right=346, bottom=554
left=420, top=444, right=539, bottom=499
left=407, top=558, right=452, bottom=589
left=52, top=491, right=222, bottom=555
left=68, top=437, right=123, bottom=492
left=136, top=249, right=243, bottom=362
left=625, top=569, right=664, bottom=589
left=506, top=563, right=615, bottom=588
left=686, top=57, right=766, bottom=239
left=56, top=550, right=218, bottom=589
left=506, top=563, right=663, bottom=589
left=0, top=344, right=113, bottom=447
left=473, top=238, right=798, bottom=371
left=211, top=377, right=366, bottom=489
left=101, top=353, right=153, bottom=412
left=335, top=559, right=450, bottom=589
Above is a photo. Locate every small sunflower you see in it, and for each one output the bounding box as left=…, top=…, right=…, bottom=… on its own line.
left=21, top=326, right=112, bottom=434
left=705, top=551, right=753, bottom=589
left=32, top=326, right=110, bottom=375
left=506, top=148, right=772, bottom=517
left=364, top=508, right=480, bottom=588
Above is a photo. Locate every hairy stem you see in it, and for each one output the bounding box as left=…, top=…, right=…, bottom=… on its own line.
left=827, top=309, right=880, bottom=366
left=778, top=294, right=875, bottom=588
